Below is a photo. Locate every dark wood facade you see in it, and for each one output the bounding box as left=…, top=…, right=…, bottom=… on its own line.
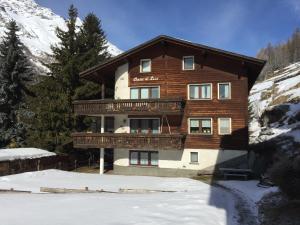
left=73, top=36, right=265, bottom=151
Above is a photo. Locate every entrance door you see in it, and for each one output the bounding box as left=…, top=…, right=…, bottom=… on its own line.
left=104, top=117, right=115, bottom=133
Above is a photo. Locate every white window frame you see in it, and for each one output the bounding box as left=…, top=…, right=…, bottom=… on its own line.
left=140, top=59, right=151, bottom=73
left=128, top=117, right=161, bottom=134
left=182, top=56, right=195, bottom=71
left=130, top=86, right=160, bottom=99
left=218, top=82, right=231, bottom=100
left=187, top=83, right=213, bottom=100
left=188, top=118, right=213, bottom=135
left=190, top=152, right=199, bottom=163
left=218, top=118, right=232, bottom=135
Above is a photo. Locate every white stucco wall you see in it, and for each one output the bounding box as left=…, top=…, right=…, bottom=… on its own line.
left=115, top=63, right=129, bottom=100
left=114, top=148, right=247, bottom=171
left=114, top=63, right=130, bottom=133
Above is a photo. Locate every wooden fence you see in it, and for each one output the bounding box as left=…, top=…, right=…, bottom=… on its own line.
left=0, top=155, right=70, bottom=176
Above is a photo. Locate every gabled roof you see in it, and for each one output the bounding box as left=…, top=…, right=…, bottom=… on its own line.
left=80, top=35, right=266, bottom=88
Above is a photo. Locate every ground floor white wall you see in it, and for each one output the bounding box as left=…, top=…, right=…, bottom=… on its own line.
left=114, top=148, right=247, bottom=171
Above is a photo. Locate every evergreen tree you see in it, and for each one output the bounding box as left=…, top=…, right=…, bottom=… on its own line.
left=0, top=20, right=33, bottom=147
left=74, top=13, right=111, bottom=100
left=25, top=6, right=111, bottom=151
left=257, top=27, right=300, bottom=80
left=49, top=4, right=80, bottom=129
left=78, top=13, right=110, bottom=71
left=24, top=77, right=68, bottom=151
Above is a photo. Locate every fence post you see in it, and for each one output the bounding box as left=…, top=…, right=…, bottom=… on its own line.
left=88, top=158, right=91, bottom=168
left=74, top=160, right=77, bottom=171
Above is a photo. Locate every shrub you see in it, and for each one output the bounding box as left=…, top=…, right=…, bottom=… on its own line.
left=269, top=155, right=300, bottom=200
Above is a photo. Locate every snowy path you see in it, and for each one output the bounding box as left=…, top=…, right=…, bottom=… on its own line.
left=215, top=183, right=258, bottom=225
left=217, top=180, right=278, bottom=225
left=0, top=170, right=240, bottom=225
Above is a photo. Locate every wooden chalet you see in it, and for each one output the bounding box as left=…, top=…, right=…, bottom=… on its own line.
left=72, top=35, right=265, bottom=176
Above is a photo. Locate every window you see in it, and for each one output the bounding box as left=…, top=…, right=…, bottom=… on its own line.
left=130, top=119, right=139, bottom=134
left=129, top=151, right=158, bottom=166
left=140, top=88, right=149, bottom=99
left=218, top=118, right=231, bottom=135
left=130, top=151, right=139, bottom=165
left=183, top=56, right=194, bottom=70
left=150, top=152, right=159, bottom=166
left=189, top=118, right=212, bottom=134
left=130, top=88, right=139, bottom=99
left=130, top=87, right=160, bottom=99
left=130, top=119, right=160, bottom=134
left=140, top=59, right=151, bottom=73
left=189, top=84, right=212, bottom=99
left=151, top=87, right=159, bottom=98
left=140, top=152, right=149, bottom=165
left=140, top=119, right=149, bottom=134
left=218, top=83, right=231, bottom=99
left=190, top=152, right=198, bottom=163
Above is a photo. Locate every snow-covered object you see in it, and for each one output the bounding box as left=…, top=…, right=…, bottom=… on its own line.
left=0, top=148, right=56, bottom=161
left=0, top=0, right=122, bottom=73
left=249, top=62, right=300, bottom=148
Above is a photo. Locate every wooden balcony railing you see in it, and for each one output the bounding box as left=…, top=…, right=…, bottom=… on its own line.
left=73, top=98, right=184, bottom=115
left=72, top=133, right=186, bottom=150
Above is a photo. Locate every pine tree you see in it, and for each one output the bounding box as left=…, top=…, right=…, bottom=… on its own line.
left=25, top=6, right=111, bottom=151
left=78, top=13, right=110, bottom=71
left=74, top=13, right=111, bottom=101
left=0, top=20, right=33, bottom=147
left=24, top=77, right=69, bottom=151
left=49, top=4, right=80, bottom=129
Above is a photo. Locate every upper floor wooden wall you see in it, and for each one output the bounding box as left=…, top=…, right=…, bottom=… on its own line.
left=128, top=42, right=249, bottom=150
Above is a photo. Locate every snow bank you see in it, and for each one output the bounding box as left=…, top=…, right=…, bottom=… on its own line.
left=0, top=148, right=56, bottom=162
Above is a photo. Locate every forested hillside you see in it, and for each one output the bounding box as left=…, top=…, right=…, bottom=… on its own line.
left=257, top=28, right=300, bottom=81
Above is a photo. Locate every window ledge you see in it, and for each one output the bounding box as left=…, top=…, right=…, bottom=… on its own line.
left=189, top=162, right=199, bottom=165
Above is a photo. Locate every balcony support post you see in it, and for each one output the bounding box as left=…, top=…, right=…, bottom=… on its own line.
left=99, top=105, right=105, bottom=174
left=99, top=148, right=104, bottom=175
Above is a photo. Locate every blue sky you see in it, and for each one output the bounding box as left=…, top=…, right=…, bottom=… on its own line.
left=36, top=0, right=300, bottom=57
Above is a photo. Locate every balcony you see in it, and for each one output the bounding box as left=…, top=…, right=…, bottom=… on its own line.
left=73, top=98, right=184, bottom=116
left=72, top=133, right=186, bottom=150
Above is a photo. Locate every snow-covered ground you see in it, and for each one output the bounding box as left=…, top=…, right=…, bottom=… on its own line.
left=218, top=180, right=278, bottom=218
left=0, top=170, right=277, bottom=225
left=0, top=148, right=55, bottom=162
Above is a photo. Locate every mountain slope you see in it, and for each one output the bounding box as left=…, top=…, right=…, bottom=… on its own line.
left=0, top=0, right=122, bottom=73
left=249, top=62, right=300, bottom=154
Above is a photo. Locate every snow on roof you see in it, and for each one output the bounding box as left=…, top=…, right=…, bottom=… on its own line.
left=0, top=148, right=56, bottom=162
